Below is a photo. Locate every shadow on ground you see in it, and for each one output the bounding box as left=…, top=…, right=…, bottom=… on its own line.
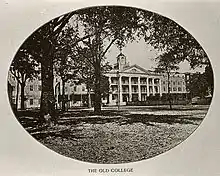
left=15, top=108, right=205, bottom=141
left=123, top=114, right=203, bottom=126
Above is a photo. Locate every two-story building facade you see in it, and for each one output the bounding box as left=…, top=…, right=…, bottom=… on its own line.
left=105, top=53, right=187, bottom=105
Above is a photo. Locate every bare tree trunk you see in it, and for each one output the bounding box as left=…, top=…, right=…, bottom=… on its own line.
left=94, top=57, right=102, bottom=115
left=87, top=87, right=92, bottom=108
left=15, top=81, right=19, bottom=110
left=61, top=79, right=66, bottom=111
left=93, top=31, right=102, bottom=115
left=40, top=39, right=56, bottom=123
left=20, top=82, right=25, bottom=110
left=167, top=72, right=172, bottom=110
left=40, top=55, right=56, bottom=122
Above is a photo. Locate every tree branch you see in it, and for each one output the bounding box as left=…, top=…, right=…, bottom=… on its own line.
left=101, top=37, right=117, bottom=58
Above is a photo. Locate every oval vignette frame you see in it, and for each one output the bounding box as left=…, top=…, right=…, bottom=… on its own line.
left=7, top=5, right=214, bottom=164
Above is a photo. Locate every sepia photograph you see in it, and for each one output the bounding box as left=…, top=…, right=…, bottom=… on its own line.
left=7, top=5, right=214, bottom=164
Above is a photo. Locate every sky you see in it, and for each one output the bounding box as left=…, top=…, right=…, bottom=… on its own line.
left=105, top=38, right=205, bottom=73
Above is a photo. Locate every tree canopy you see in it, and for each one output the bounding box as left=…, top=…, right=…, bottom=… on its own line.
left=9, top=6, right=213, bottom=117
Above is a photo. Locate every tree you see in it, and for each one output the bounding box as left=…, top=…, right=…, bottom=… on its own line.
left=187, top=63, right=213, bottom=99
left=203, top=63, right=214, bottom=96
left=187, top=73, right=208, bottom=98
left=54, top=26, right=78, bottom=111
left=54, top=55, right=76, bottom=111
left=74, top=43, right=112, bottom=108
left=9, top=48, right=39, bottom=110
left=18, top=12, right=77, bottom=121
left=73, top=6, right=147, bottom=114
left=14, top=6, right=212, bottom=117
left=145, top=12, right=210, bottom=69
left=154, top=51, right=180, bottom=109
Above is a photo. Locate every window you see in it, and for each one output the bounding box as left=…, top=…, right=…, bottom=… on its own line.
left=82, top=87, right=85, bottom=91
left=173, top=82, right=176, bottom=85
left=178, top=87, right=182, bottom=91
left=112, top=94, right=117, bottom=100
left=30, top=99, right=34, bottom=105
left=74, top=86, right=77, bottom=91
left=38, top=99, right=41, bottom=104
left=178, top=82, right=180, bottom=85
left=163, top=81, right=166, bottom=84
left=173, top=87, right=177, bottom=91
left=155, top=86, right=158, bottom=93
left=38, top=85, right=41, bottom=91
left=163, top=87, right=166, bottom=91
left=149, top=86, right=153, bottom=93
left=30, top=85, right=33, bottom=91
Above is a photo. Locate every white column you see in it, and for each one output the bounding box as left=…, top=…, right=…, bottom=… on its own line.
left=146, top=77, right=149, bottom=96
left=152, top=78, right=155, bottom=96
left=108, top=76, right=112, bottom=104
left=138, top=77, right=141, bottom=101
left=129, top=77, right=132, bottom=101
left=119, top=76, right=123, bottom=104
left=159, top=78, right=162, bottom=96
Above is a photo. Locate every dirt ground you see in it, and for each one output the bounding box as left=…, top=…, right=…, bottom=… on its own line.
left=20, top=105, right=209, bottom=164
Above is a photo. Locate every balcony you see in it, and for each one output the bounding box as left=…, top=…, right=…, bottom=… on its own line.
left=132, top=90, right=138, bottom=93
left=141, top=90, right=147, bottom=93
left=154, top=79, right=160, bottom=85
left=131, top=77, right=138, bottom=85
left=122, top=81, right=129, bottom=85
left=131, top=82, right=138, bottom=85
left=122, top=90, right=129, bottom=93
left=111, top=81, right=118, bottom=85
left=112, top=90, right=118, bottom=94
left=140, top=78, right=147, bottom=85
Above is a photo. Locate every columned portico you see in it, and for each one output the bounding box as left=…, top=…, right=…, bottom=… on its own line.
left=106, top=53, right=187, bottom=106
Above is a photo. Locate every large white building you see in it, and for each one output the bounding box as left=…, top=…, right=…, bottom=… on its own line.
left=8, top=53, right=188, bottom=109
left=106, top=53, right=187, bottom=105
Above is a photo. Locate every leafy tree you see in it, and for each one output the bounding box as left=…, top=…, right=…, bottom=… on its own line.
left=73, top=6, right=148, bottom=114
left=20, top=12, right=77, bottom=121
left=154, top=51, right=180, bottom=109
left=187, top=63, right=214, bottom=99
left=14, top=6, right=212, bottom=117
left=203, top=63, right=214, bottom=96
left=54, top=26, right=78, bottom=111
left=9, top=48, right=39, bottom=110
left=187, top=73, right=208, bottom=98
left=75, top=43, right=112, bottom=108
left=145, top=13, right=209, bottom=69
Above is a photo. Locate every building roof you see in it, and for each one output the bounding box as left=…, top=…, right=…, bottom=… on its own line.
left=106, top=64, right=161, bottom=76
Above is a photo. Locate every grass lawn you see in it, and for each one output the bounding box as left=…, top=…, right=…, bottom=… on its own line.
left=18, top=105, right=209, bottom=164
